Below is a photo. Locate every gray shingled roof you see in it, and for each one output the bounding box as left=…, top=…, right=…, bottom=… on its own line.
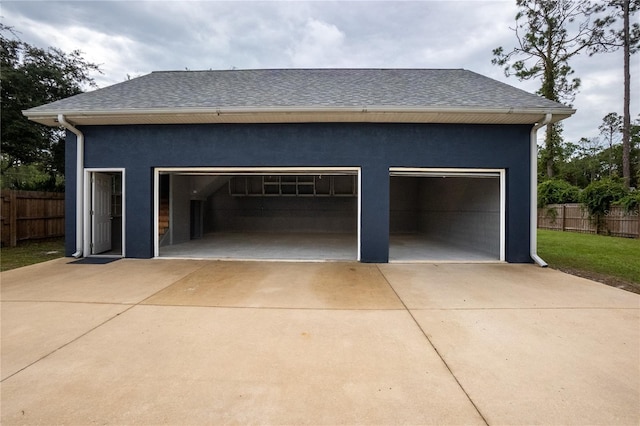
left=23, top=69, right=575, bottom=126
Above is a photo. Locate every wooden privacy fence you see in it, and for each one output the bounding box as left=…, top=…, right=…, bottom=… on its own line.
left=1, top=190, right=65, bottom=247
left=538, top=203, right=639, bottom=238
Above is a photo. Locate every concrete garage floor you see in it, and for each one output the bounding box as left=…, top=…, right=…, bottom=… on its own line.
left=1, top=259, right=639, bottom=425
left=389, top=234, right=497, bottom=262
left=160, top=232, right=357, bottom=260
left=160, top=232, right=497, bottom=262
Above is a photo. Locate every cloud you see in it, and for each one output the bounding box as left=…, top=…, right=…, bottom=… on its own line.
left=1, top=0, right=637, bottom=143
left=287, top=18, right=346, bottom=67
left=1, top=11, right=143, bottom=87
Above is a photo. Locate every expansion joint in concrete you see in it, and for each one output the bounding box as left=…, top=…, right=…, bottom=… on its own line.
left=375, top=265, right=490, bottom=426
left=0, top=303, right=136, bottom=383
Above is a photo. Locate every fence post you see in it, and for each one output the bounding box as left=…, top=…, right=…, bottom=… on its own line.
left=561, top=204, right=566, bottom=231
left=9, top=190, right=17, bottom=247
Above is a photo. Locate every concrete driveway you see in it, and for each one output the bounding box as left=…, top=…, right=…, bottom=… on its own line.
left=1, top=258, right=638, bottom=425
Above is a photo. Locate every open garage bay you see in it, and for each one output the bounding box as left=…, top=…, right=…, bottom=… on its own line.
left=157, top=170, right=359, bottom=261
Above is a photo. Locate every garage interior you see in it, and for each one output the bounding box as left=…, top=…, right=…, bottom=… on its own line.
left=157, top=170, right=502, bottom=262
left=389, top=172, right=502, bottom=262
left=157, top=171, right=359, bottom=260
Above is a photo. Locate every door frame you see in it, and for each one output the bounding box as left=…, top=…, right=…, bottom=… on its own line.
left=84, top=168, right=126, bottom=257
left=153, top=167, right=362, bottom=260
left=389, top=167, right=506, bottom=262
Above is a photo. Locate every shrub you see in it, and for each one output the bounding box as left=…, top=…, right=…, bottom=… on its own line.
left=580, top=178, right=628, bottom=217
left=537, top=179, right=580, bottom=208
left=615, top=191, right=640, bottom=212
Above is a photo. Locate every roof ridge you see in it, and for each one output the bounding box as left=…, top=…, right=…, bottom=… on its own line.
left=150, top=68, right=467, bottom=74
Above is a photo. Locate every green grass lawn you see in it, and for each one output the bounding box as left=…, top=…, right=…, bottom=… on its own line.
left=0, top=238, right=65, bottom=272
left=538, top=229, right=640, bottom=284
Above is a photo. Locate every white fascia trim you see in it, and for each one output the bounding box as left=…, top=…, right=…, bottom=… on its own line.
left=25, top=106, right=576, bottom=125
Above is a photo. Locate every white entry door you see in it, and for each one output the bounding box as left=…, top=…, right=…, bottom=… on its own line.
left=92, top=173, right=112, bottom=254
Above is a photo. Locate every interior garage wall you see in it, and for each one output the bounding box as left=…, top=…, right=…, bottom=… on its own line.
left=205, top=187, right=357, bottom=234
left=418, top=177, right=500, bottom=256
left=170, top=175, right=191, bottom=245
left=67, top=122, right=533, bottom=262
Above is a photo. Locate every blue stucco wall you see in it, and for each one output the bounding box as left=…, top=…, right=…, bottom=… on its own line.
left=65, top=122, right=533, bottom=262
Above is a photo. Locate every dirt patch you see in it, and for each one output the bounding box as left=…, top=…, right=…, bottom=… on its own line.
left=553, top=267, right=640, bottom=295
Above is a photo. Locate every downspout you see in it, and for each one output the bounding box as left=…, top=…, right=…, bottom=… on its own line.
left=57, top=114, right=84, bottom=258
left=530, top=113, right=552, bottom=267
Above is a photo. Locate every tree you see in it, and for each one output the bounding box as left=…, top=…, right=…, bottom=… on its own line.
left=1, top=24, right=101, bottom=189
left=492, top=0, right=614, bottom=178
left=554, top=140, right=593, bottom=186
left=596, top=0, right=640, bottom=188
left=599, top=112, right=622, bottom=176
left=631, top=117, right=640, bottom=187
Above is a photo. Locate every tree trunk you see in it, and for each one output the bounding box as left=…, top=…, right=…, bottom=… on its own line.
left=622, top=0, right=631, bottom=188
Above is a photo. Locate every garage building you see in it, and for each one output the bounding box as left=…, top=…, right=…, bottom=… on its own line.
left=23, top=68, right=574, bottom=263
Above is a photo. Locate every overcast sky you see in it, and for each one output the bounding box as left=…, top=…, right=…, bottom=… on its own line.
left=2, top=0, right=638, bottom=144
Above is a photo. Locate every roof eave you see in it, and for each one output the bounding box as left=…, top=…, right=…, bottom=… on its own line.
left=23, top=106, right=576, bottom=127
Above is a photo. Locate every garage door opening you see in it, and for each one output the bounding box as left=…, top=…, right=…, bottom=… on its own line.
left=389, top=168, right=504, bottom=262
left=155, top=168, right=360, bottom=261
